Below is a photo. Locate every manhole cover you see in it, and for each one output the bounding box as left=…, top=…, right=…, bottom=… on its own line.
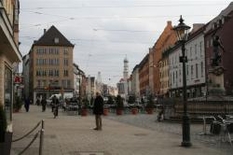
left=134, top=133, right=148, bottom=136
left=69, top=151, right=107, bottom=155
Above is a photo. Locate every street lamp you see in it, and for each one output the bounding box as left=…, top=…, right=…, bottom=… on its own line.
left=173, top=15, right=191, bottom=147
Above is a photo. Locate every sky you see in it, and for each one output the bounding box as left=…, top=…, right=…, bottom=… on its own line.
left=19, top=0, right=232, bottom=86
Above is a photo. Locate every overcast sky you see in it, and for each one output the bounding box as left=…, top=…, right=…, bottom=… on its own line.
left=19, top=0, right=232, bottom=86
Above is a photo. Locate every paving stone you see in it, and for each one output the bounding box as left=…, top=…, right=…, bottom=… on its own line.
left=11, top=105, right=233, bottom=155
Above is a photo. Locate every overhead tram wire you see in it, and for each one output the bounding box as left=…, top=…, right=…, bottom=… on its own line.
left=21, top=2, right=229, bottom=10
left=20, top=9, right=216, bottom=20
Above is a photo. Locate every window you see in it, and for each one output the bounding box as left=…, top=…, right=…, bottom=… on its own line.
left=190, top=47, right=192, bottom=58
left=49, top=70, right=53, bottom=76
left=49, top=48, right=59, bottom=55
left=62, top=80, right=71, bottom=88
left=4, top=66, right=12, bottom=122
left=201, top=61, right=204, bottom=77
left=173, top=72, right=175, bottom=84
left=64, top=48, right=68, bottom=55
left=48, top=59, right=59, bottom=65
left=54, top=37, right=59, bottom=44
left=36, top=48, right=47, bottom=55
left=64, top=70, right=69, bottom=76
left=55, top=70, right=59, bottom=77
left=196, top=64, right=198, bottom=78
left=179, top=69, right=181, bottom=83
left=64, top=58, right=69, bottom=66
left=191, top=65, right=193, bottom=79
left=200, top=41, right=203, bottom=57
left=195, top=44, right=197, bottom=55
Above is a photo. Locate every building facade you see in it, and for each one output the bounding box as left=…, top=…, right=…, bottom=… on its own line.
left=22, top=54, right=30, bottom=99
left=169, top=25, right=206, bottom=98
left=148, top=48, right=154, bottom=95
left=159, top=50, right=169, bottom=96
left=139, top=54, right=149, bottom=97
left=152, top=21, right=177, bottom=96
left=73, top=63, right=85, bottom=99
left=0, top=0, right=21, bottom=132
left=131, top=65, right=140, bottom=98
left=28, top=26, right=74, bottom=102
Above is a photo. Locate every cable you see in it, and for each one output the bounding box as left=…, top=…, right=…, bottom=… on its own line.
left=21, top=2, right=229, bottom=10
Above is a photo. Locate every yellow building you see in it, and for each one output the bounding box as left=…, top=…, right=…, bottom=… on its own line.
left=159, top=50, right=170, bottom=96
left=28, top=26, right=74, bottom=102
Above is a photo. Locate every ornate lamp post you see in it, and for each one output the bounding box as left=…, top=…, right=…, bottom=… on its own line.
left=173, top=15, right=191, bottom=147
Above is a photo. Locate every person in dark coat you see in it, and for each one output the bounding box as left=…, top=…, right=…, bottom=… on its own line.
left=93, top=92, right=104, bottom=130
left=52, top=95, right=59, bottom=118
left=24, top=97, right=30, bottom=112
left=41, top=96, right=47, bottom=112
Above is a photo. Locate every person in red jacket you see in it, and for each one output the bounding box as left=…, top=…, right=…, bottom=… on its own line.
left=93, top=92, right=104, bottom=130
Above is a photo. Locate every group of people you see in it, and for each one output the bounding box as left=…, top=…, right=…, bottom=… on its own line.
left=24, top=96, right=49, bottom=113
left=23, top=92, right=104, bottom=130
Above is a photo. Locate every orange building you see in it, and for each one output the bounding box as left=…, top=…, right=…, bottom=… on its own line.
left=151, top=21, right=177, bottom=96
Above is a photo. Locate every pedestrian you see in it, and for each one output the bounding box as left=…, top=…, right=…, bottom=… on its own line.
left=52, top=95, right=59, bottom=118
left=36, top=97, right=40, bottom=106
left=93, top=92, right=104, bottom=130
left=157, top=105, right=164, bottom=122
left=24, top=97, right=30, bottom=112
left=41, top=96, right=47, bottom=112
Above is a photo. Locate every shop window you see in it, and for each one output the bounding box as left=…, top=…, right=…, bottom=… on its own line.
left=4, top=66, right=12, bottom=123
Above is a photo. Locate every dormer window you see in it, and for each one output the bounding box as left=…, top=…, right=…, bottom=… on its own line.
left=54, top=37, right=59, bottom=44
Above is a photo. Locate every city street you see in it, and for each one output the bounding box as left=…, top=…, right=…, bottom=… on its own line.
left=11, top=105, right=232, bottom=155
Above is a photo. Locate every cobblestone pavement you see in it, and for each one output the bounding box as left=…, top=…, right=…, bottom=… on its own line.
left=106, top=113, right=233, bottom=149
left=11, top=105, right=233, bottom=155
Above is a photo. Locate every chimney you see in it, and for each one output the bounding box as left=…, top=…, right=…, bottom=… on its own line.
left=191, top=23, right=205, bottom=33
left=167, top=21, right=172, bottom=26
left=44, top=29, right=46, bottom=34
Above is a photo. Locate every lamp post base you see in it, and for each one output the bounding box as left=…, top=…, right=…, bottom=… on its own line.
left=182, top=115, right=192, bottom=147
left=181, top=141, right=192, bottom=147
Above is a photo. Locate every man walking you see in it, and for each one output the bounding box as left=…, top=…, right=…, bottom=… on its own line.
left=52, top=95, right=59, bottom=118
left=41, top=96, right=47, bottom=112
left=93, top=92, right=104, bottom=130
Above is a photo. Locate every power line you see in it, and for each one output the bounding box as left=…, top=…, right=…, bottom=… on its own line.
left=21, top=10, right=215, bottom=20
left=21, top=2, right=229, bottom=10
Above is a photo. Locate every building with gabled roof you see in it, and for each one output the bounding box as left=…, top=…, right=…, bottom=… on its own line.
left=28, top=25, right=74, bottom=102
left=151, top=21, right=177, bottom=96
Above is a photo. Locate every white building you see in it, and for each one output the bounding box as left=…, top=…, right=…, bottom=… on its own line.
left=169, top=25, right=206, bottom=98
left=22, top=54, right=30, bottom=98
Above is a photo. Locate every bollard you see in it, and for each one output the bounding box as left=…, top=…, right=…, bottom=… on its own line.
left=39, top=120, right=44, bottom=155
